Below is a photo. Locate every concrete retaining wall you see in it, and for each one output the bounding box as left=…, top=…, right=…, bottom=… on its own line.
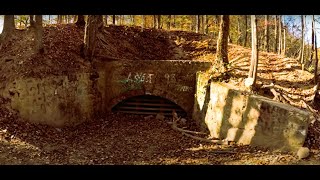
left=193, top=72, right=311, bottom=152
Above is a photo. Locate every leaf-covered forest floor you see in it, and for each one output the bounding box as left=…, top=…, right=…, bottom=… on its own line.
left=0, top=24, right=320, bottom=165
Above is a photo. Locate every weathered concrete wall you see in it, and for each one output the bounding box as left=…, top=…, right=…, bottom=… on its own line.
left=0, top=60, right=211, bottom=127
left=193, top=72, right=311, bottom=152
left=93, top=59, right=212, bottom=115
left=1, top=73, right=101, bottom=127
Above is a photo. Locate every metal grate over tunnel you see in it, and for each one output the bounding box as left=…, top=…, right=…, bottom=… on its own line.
left=112, top=95, right=187, bottom=117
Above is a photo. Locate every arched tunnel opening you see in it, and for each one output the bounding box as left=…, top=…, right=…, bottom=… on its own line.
left=111, top=95, right=187, bottom=117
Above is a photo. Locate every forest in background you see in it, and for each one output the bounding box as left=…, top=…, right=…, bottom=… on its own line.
left=1, top=15, right=319, bottom=69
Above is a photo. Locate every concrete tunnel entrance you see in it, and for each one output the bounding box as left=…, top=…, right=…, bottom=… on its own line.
left=111, top=95, right=187, bottom=117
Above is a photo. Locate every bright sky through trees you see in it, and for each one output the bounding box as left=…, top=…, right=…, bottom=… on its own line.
left=1, top=15, right=320, bottom=47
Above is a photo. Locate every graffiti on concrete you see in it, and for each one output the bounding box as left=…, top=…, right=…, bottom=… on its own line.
left=126, top=72, right=154, bottom=84
left=177, top=85, right=193, bottom=92
left=118, top=72, right=154, bottom=92
left=165, top=73, right=176, bottom=83
left=119, top=72, right=192, bottom=93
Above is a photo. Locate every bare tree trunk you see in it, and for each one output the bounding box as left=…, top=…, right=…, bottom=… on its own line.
left=84, top=15, right=103, bottom=61
left=112, top=15, right=116, bottom=25
left=237, top=16, right=241, bottom=45
left=75, top=15, right=85, bottom=27
left=274, top=15, right=278, bottom=53
left=201, top=15, right=204, bottom=34
left=243, top=15, right=248, bottom=47
left=30, top=15, right=35, bottom=27
left=172, top=15, right=176, bottom=28
left=310, top=15, right=315, bottom=64
left=300, top=15, right=305, bottom=70
left=104, top=15, right=108, bottom=26
left=190, top=15, right=195, bottom=31
left=196, top=15, right=200, bottom=33
left=278, top=16, right=282, bottom=55
left=132, top=15, right=135, bottom=25
left=153, top=15, right=157, bottom=28
left=264, top=15, right=269, bottom=52
left=58, top=15, right=63, bottom=24
left=34, top=15, right=44, bottom=53
left=314, top=15, right=318, bottom=84
left=248, top=15, right=259, bottom=87
left=120, top=15, right=124, bottom=25
left=168, top=15, right=171, bottom=30
left=0, top=15, right=15, bottom=44
left=204, top=15, right=208, bottom=34
left=2, top=15, right=15, bottom=35
left=216, top=15, right=230, bottom=68
left=157, top=15, right=161, bottom=29
left=215, top=15, right=220, bottom=25
left=141, top=15, right=145, bottom=31
left=283, top=27, right=286, bottom=56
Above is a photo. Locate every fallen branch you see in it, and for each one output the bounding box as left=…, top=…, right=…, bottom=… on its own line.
left=210, top=150, right=237, bottom=154
left=270, top=88, right=288, bottom=103
left=281, top=93, right=303, bottom=107
left=170, top=122, right=208, bottom=135
left=181, top=132, right=228, bottom=145
left=261, top=83, right=275, bottom=89
left=261, top=83, right=302, bottom=105
left=170, top=110, right=227, bottom=144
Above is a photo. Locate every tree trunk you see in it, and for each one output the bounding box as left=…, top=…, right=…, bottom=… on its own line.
left=314, top=15, right=318, bottom=84
left=201, top=15, right=204, bottom=34
left=112, top=15, right=116, bottom=25
left=84, top=15, right=103, bottom=61
left=274, top=15, right=278, bottom=53
left=132, top=15, right=135, bottom=25
left=120, top=15, right=124, bottom=25
left=34, top=15, right=44, bottom=53
left=204, top=15, right=208, bottom=34
left=2, top=15, right=15, bottom=35
left=215, top=15, right=220, bottom=25
left=57, top=15, right=62, bottom=24
left=75, top=15, right=85, bottom=27
left=278, top=16, right=282, bottom=55
left=196, top=15, right=200, bottom=33
left=172, top=15, right=176, bottom=28
left=248, top=15, right=259, bottom=87
left=168, top=15, right=171, bottom=30
left=300, top=15, right=305, bottom=70
left=141, top=15, right=145, bottom=30
left=283, top=27, right=286, bottom=56
left=216, top=15, right=230, bottom=68
left=104, top=15, right=108, bottom=26
left=264, top=15, right=269, bottom=52
left=153, top=15, right=157, bottom=28
left=157, top=15, right=161, bottom=29
left=310, top=15, right=315, bottom=64
left=30, top=15, right=35, bottom=27
left=236, top=16, right=241, bottom=45
left=243, top=15, right=248, bottom=47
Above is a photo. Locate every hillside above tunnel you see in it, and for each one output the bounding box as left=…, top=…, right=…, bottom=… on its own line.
left=0, top=24, right=316, bottom=108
